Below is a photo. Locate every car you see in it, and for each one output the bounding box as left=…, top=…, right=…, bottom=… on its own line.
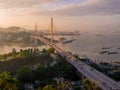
left=110, top=87, right=118, bottom=90
left=80, top=67, right=83, bottom=69
left=90, top=68, right=93, bottom=71
left=102, top=82, right=106, bottom=84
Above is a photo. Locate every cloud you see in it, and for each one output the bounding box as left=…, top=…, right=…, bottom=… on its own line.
left=0, top=0, right=120, bottom=16
left=0, top=0, right=61, bottom=9
left=34, top=0, right=120, bottom=16
left=0, top=0, right=64, bottom=16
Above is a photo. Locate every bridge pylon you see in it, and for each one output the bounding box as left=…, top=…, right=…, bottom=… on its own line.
left=50, top=17, right=53, bottom=47
left=34, top=23, right=38, bottom=49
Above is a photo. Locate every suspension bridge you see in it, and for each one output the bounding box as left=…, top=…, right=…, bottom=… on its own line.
left=33, top=17, right=120, bottom=90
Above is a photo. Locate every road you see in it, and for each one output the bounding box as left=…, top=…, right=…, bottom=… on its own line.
left=35, top=36, right=120, bottom=90
left=67, top=58, right=120, bottom=90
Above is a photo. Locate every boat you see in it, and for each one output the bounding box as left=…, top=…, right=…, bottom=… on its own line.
left=117, top=47, right=120, bottom=49
left=100, top=51, right=109, bottom=54
left=100, top=50, right=119, bottom=55
left=63, top=39, right=76, bottom=44
left=107, top=52, right=119, bottom=55
left=59, top=37, right=76, bottom=44
left=96, top=34, right=104, bottom=37
left=102, top=47, right=111, bottom=49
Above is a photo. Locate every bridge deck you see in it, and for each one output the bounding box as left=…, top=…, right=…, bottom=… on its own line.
left=34, top=36, right=120, bottom=90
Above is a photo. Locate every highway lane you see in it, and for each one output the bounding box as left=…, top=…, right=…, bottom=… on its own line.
left=66, top=58, right=112, bottom=90
left=68, top=59, right=120, bottom=90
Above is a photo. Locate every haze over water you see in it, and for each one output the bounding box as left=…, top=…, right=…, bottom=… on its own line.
left=0, top=30, right=120, bottom=62
left=67, top=31, right=120, bottom=62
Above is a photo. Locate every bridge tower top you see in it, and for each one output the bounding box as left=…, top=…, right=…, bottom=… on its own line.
left=34, top=23, right=38, bottom=49
left=50, top=17, right=53, bottom=46
left=35, top=23, right=38, bottom=36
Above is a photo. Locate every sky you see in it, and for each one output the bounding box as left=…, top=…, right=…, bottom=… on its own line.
left=0, top=0, right=120, bottom=32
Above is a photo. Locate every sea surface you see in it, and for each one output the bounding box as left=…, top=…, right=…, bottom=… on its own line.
left=66, top=32, right=120, bottom=62
left=0, top=31, right=120, bottom=62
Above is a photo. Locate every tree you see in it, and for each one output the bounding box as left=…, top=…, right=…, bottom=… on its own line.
left=42, top=48, right=46, bottom=53
left=38, top=87, right=42, bottom=90
left=28, top=48, right=32, bottom=55
left=35, top=65, right=47, bottom=81
left=55, top=80, right=70, bottom=90
left=82, top=78, right=93, bottom=90
left=90, top=63, right=101, bottom=72
left=16, top=65, right=35, bottom=83
left=108, top=71, right=120, bottom=81
left=47, top=47, right=55, bottom=53
left=43, top=85, right=56, bottom=90
left=73, top=86, right=82, bottom=90
left=41, top=52, right=50, bottom=60
left=53, top=56, right=79, bottom=80
left=82, top=78, right=100, bottom=90
left=1, top=54, right=7, bottom=60
left=90, top=81, right=101, bottom=90
left=0, top=72, right=19, bottom=90
left=19, top=49, right=24, bottom=57
left=12, top=48, right=17, bottom=58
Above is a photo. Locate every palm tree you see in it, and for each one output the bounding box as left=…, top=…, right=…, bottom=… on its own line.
left=56, top=79, right=71, bottom=90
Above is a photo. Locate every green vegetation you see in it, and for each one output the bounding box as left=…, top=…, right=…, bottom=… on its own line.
left=73, top=86, right=82, bottom=90
left=53, top=55, right=79, bottom=80
left=0, top=72, right=19, bottom=90
left=89, top=63, right=102, bottom=72
left=42, top=85, right=56, bottom=90
left=47, top=47, right=55, bottom=53
left=0, top=48, right=52, bottom=74
left=12, top=48, right=17, bottom=58
left=83, top=78, right=93, bottom=90
left=15, top=53, right=79, bottom=89
left=0, top=54, right=7, bottom=60
left=1, top=47, right=109, bottom=90
left=108, top=71, right=120, bottom=81
left=16, top=65, right=35, bottom=83
left=0, top=48, right=81, bottom=90
left=82, top=78, right=101, bottom=90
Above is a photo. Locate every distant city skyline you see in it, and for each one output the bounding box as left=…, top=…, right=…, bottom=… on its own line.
left=0, top=0, right=120, bottom=32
